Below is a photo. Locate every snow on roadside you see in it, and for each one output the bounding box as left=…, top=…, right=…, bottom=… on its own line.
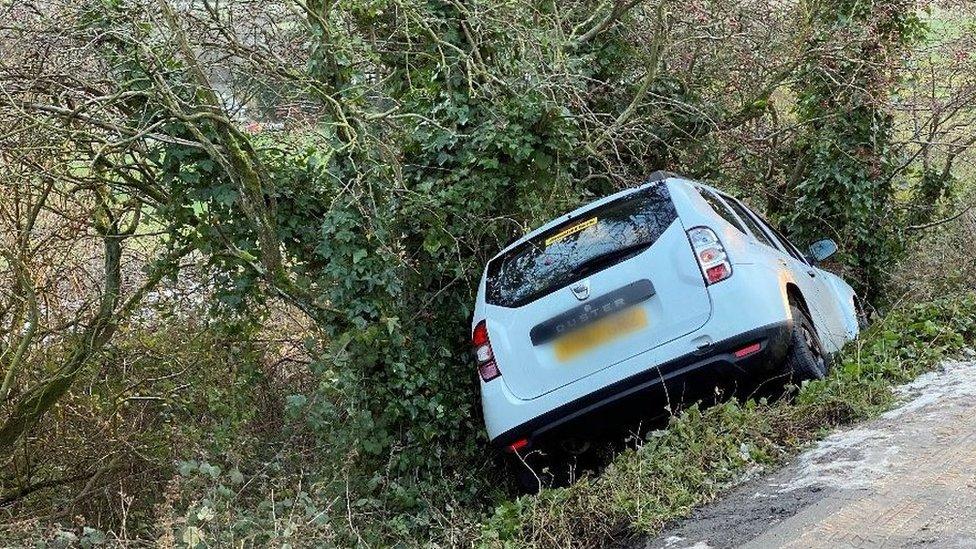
left=770, top=355, right=976, bottom=494
left=883, top=353, right=976, bottom=420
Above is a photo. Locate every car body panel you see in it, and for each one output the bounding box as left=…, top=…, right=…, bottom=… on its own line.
left=817, top=269, right=860, bottom=343
left=483, top=221, right=712, bottom=400
left=693, top=184, right=850, bottom=353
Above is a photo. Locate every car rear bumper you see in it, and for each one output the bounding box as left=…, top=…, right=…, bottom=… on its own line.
left=489, top=320, right=793, bottom=450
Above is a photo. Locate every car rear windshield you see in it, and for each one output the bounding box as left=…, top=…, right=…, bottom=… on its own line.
left=485, top=183, right=678, bottom=308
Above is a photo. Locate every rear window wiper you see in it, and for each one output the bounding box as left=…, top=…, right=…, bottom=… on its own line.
left=570, top=241, right=653, bottom=278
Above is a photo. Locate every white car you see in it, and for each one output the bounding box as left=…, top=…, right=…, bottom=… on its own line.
left=471, top=172, right=862, bottom=455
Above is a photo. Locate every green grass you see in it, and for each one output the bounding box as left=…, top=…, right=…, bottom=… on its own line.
left=476, top=292, right=976, bottom=547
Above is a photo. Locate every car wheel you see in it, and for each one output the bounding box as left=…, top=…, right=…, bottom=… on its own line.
left=783, top=304, right=829, bottom=381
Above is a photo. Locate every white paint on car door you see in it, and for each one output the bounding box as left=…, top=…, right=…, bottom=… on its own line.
left=735, top=202, right=848, bottom=351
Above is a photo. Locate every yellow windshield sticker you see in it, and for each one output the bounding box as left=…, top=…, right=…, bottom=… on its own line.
left=545, top=217, right=597, bottom=246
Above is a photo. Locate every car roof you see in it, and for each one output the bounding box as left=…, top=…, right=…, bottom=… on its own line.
left=491, top=173, right=697, bottom=260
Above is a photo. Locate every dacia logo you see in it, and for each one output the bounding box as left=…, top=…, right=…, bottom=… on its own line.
left=571, top=280, right=590, bottom=301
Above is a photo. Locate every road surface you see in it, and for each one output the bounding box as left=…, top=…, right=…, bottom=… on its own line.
left=642, top=356, right=976, bottom=549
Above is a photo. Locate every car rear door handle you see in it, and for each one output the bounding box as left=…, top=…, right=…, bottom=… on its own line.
left=807, top=270, right=817, bottom=278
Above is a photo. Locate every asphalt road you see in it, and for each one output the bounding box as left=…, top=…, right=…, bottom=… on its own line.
left=641, top=355, right=976, bottom=549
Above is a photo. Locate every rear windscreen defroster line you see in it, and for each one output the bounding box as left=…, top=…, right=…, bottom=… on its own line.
left=485, top=183, right=677, bottom=308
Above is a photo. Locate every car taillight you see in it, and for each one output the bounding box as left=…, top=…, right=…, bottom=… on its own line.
left=687, top=227, right=732, bottom=285
left=507, top=438, right=529, bottom=453
left=734, top=342, right=762, bottom=358
left=472, top=320, right=500, bottom=382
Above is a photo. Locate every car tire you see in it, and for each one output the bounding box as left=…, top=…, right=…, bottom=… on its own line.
left=783, top=304, right=829, bottom=381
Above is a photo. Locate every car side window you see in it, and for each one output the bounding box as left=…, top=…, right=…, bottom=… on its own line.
left=697, top=188, right=748, bottom=234
left=721, top=195, right=777, bottom=249
left=745, top=206, right=810, bottom=264
left=768, top=224, right=807, bottom=263
left=733, top=199, right=791, bottom=253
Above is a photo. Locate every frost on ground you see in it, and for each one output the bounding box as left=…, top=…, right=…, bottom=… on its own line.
left=662, top=539, right=713, bottom=549
left=768, top=426, right=896, bottom=493
left=772, top=358, right=976, bottom=494
left=645, top=356, right=976, bottom=549
left=885, top=353, right=976, bottom=419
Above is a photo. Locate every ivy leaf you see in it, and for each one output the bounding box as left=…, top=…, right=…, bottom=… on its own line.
left=182, top=526, right=204, bottom=547
left=285, top=394, right=308, bottom=415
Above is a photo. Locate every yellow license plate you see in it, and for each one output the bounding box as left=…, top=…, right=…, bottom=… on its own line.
left=553, top=307, right=648, bottom=362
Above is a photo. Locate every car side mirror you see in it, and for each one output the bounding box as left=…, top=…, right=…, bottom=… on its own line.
left=808, top=239, right=838, bottom=263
